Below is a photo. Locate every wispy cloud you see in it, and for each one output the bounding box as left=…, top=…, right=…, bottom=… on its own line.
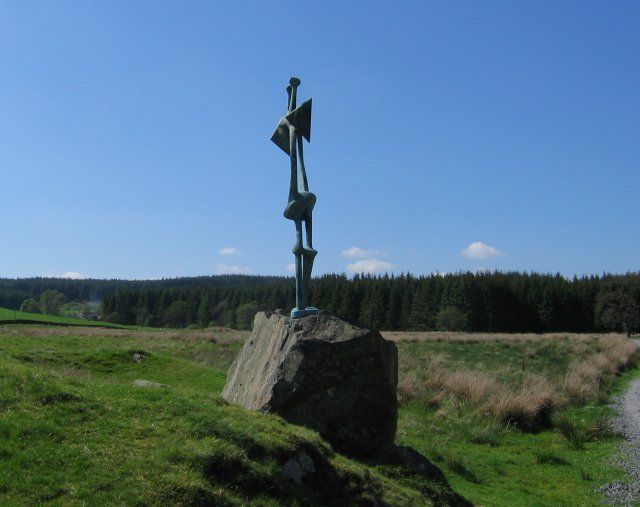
left=346, top=259, right=394, bottom=274
left=286, top=263, right=296, bottom=274
left=341, top=246, right=383, bottom=259
left=219, top=247, right=239, bottom=256
left=215, top=263, right=251, bottom=275
left=48, top=271, right=85, bottom=279
left=461, top=241, right=504, bottom=260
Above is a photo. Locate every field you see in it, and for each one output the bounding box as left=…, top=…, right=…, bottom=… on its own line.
left=0, top=307, right=136, bottom=330
left=0, top=325, right=637, bottom=505
left=0, top=325, right=461, bottom=506
left=387, top=331, right=637, bottom=505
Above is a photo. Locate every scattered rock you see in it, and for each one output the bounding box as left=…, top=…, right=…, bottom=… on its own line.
left=222, top=311, right=398, bottom=456
left=132, top=353, right=144, bottom=363
left=282, top=450, right=316, bottom=485
left=381, top=445, right=448, bottom=481
left=133, top=379, right=168, bottom=388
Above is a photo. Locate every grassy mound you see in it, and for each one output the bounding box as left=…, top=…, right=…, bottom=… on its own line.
left=0, top=327, right=463, bottom=506
left=0, top=307, right=135, bottom=329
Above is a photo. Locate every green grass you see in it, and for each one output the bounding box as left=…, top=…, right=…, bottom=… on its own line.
left=1, top=327, right=635, bottom=505
left=398, top=337, right=593, bottom=387
left=0, top=327, right=462, bottom=506
left=395, top=337, right=635, bottom=506
left=0, top=307, right=136, bottom=329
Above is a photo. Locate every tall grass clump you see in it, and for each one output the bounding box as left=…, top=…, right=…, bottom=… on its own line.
left=564, top=335, right=637, bottom=405
left=490, top=376, right=565, bottom=431
left=398, top=333, right=637, bottom=433
left=397, top=371, right=420, bottom=404
left=422, top=365, right=565, bottom=431
left=563, top=363, right=601, bottom=404
left=444, top=370, right=503, bottom=406
left=553, top=413, right=612, bottom=449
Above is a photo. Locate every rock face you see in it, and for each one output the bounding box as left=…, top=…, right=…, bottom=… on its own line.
left=222, top=311, right=398, bottom=456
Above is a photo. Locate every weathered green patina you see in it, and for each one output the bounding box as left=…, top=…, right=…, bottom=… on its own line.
left=271, top=77, right=319, bottom=318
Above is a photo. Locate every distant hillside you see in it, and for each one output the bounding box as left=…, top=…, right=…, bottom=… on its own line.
left=101, top=272, right=640, bottom=334
left=0, top=307, right=134, bottom=329
left=2, top=272, right=639, bottom=334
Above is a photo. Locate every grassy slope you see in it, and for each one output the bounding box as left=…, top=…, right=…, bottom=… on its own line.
left=0, top=327, right=461, bottom=506
left=1, top=327, right=634, bottom=505
left=0, top=307, right=135, bottom=329
left=395, top=338, right=634, bottom=506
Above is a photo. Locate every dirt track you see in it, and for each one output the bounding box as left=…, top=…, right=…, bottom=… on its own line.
left=599, top=340, right=640, bottom=505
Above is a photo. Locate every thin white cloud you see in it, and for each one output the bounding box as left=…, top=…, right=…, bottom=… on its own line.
left=346, top=259, right=394, bottom=274
left=341, top=246, right=383, bottom=259
left=462, top=242, right=504, bottom=260
left=219, top=247, right=239, bottom=256
left=48, top=271, right=85, bottom=279
left=286, top=263, right=296, bottom=274
left=215, top=263, right=251, bottom=275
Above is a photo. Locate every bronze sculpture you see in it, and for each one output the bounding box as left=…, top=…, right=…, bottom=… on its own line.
left=271, top=77, right=319, bottom=318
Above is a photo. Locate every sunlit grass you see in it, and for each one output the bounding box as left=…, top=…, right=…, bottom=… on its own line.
left=0, top=326, right=461, bottom=506
left=0, top=307, right=135, bottom=329
left=395, top=333, right=637, bottom=505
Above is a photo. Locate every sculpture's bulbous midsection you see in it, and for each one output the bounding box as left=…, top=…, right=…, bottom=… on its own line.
left=283, top=191, right=316, bottom=221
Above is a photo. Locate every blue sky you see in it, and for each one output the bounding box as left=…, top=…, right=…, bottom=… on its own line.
left=1, top=1, right=638, bottom=279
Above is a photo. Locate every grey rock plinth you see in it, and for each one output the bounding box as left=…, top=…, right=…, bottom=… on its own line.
left=221, top=311, right=398, bottom=456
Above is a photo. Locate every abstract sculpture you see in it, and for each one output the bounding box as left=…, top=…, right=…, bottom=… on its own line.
left=271, top=77, right=319, bottom=318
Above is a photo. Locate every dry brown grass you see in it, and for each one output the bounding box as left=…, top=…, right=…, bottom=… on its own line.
left=383, top=330, right=611, bottom=344
left=423, top=354, right=448, bottom=390
left=397, top=371, right=420, bottom=404
left=563, top=362, right=601, bottom=403
left=444, top=371, right=503, bottom=406
left=398, top=332, right=636, bottom=430
left=490, top=376, right=565, bottom=429
left=421, top=365, right=565, bottom=429
left=563, top=334, right=637, bottom=404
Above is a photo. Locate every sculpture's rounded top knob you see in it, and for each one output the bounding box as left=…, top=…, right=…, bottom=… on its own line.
left=289, top=77, right=301, bottom=87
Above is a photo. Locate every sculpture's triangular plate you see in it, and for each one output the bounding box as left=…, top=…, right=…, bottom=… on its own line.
left=270, top=118, right=290, bottom=154
left=270, top=99, right=312, bottom=155
left=287, top=99, right=312, bottom=143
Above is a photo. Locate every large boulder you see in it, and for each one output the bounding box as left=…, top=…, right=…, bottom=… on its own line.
left=222, top=311, right=398, bottom=456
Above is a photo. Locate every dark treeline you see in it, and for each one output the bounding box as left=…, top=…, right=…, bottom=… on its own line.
left=0, top=275, right=288, bottom=311
left=99, top=272, right=640, bottom=334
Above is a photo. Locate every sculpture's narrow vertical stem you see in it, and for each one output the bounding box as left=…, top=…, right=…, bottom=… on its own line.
left=286, top=85, right=293, bottom=113
left=297, top=136, right=309, bottom=192
left=289, top=79, right=298, bottom=112
left=290, top=121, right=303, bottom=311
left=288, top=124, right=298, bottom=200
left=294, top=220, right=304, bottom=311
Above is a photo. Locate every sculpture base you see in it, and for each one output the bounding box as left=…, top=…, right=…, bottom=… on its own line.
left=291, top=307, right=320, bottom=319
left=221, top=311, right=398, bottom=456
